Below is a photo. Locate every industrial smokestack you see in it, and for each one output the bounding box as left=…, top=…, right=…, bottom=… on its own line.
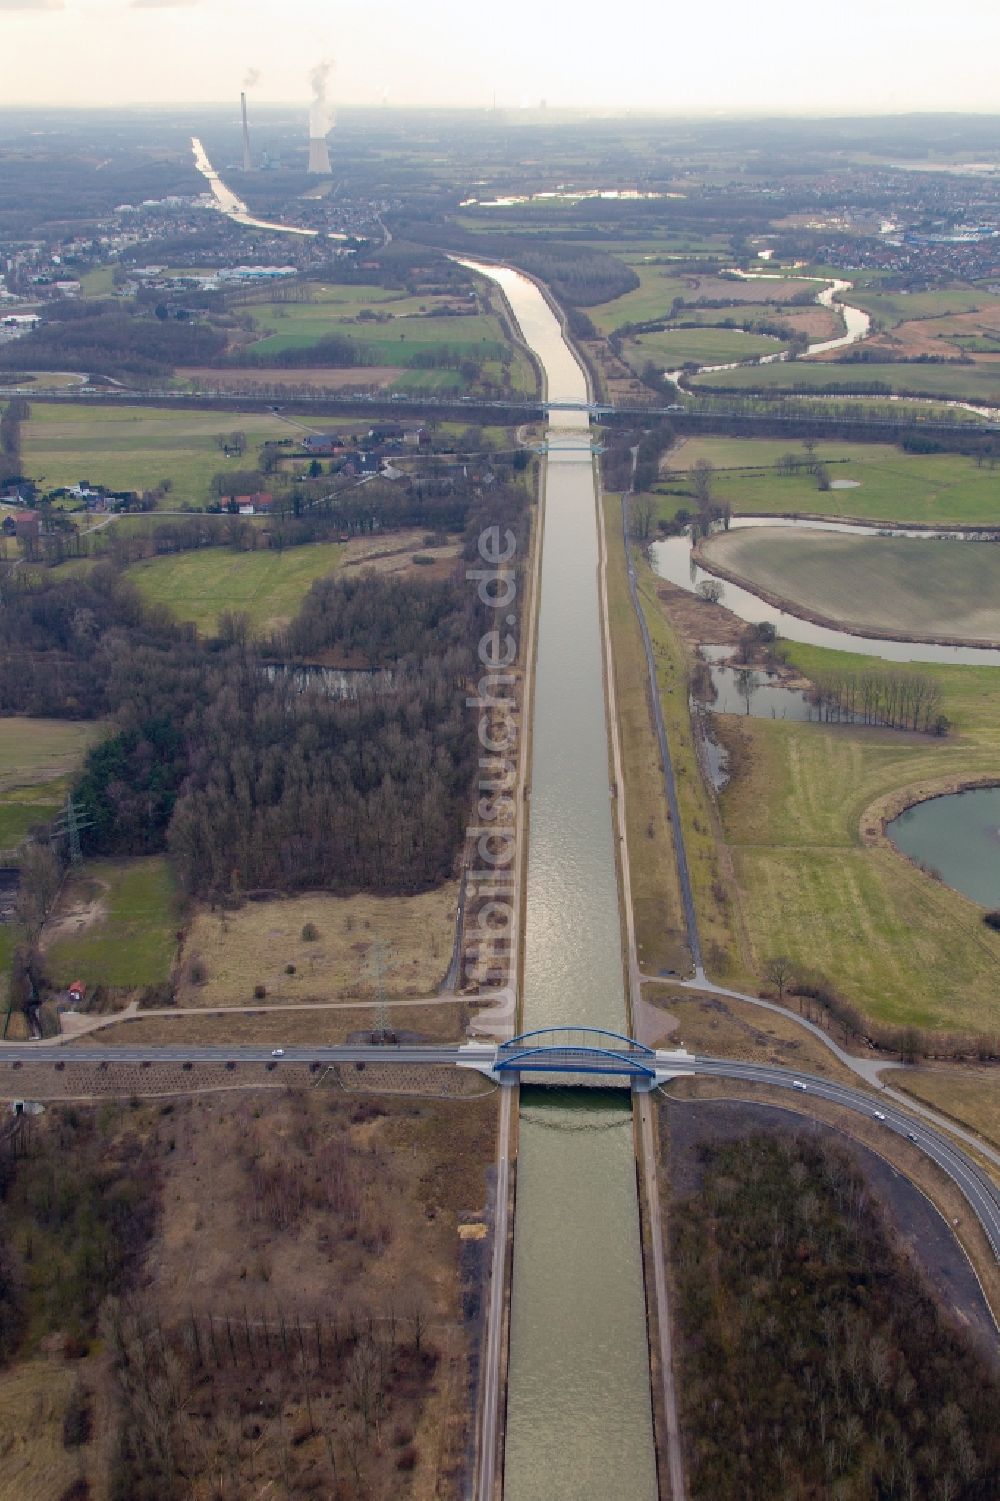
left=307, top=59, right=334, bottom=176
left=240, top=92, right=252, bottom=172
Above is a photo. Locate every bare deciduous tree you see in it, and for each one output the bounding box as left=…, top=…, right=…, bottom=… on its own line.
left=764, top=954, right=795, bottom=1004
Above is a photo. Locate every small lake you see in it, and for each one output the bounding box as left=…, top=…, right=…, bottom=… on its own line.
left=886, top=787, right=1000, bottom=907
left=698, top=647, right=819, bottom=720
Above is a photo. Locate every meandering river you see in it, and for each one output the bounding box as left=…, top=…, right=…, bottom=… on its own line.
left=651, top=518, right=1000, bottom=665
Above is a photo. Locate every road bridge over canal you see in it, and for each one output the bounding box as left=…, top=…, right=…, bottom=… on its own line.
left=461, top=1027, right=693, bottom=1090
left=2, top=1036, right=998, bottom=1259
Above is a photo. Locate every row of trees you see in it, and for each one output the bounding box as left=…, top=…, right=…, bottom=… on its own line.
left=809, top=668, right=948, bottom=733
left=0, top=397, right=27, bottom=486
left=761, top=957, right=999, bottom=1062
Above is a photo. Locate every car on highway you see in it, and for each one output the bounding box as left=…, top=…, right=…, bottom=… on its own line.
left=270, top=1048, right=285, bottom=1057
left=873, top=1110, right=886, bottom=1121
left=792, top=1080, right=807, bottom=1091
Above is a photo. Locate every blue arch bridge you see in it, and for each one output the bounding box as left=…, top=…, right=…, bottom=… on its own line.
left=457, top=1028, right=695, bottom=1092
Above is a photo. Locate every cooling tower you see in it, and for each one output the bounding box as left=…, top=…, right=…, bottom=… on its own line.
left=307, top=135, right=332, bottom=175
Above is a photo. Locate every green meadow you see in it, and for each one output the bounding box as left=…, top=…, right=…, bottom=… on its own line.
left=126, top=540, right=344, bottom=636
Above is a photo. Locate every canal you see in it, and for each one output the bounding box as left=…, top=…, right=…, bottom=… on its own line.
left=463, top=263, right=658, bottom=1500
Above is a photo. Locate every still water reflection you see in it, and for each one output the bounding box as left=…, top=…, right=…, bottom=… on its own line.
left=886, top=788, right=1000, bottom=908
left=462, top=260, right=658, bottom=1501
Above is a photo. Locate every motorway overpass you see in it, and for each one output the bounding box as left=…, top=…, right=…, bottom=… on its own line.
left=11, top=384, right=1000, bottom=443
left=3, top=1037, right=998, bottom=1261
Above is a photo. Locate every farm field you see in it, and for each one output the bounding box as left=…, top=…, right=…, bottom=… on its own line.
left=177, top=363, right=404, bottom=390
left=699, top=526, right=1000, bottom=642
left=243, top=284, right=458, bottom=334
left=625, top=325, right=785, bottom=366
left=0, top=779, right=68, bottom=851
left=79, top=265, right=115, bottom=298
left=0, top=370, right=86, bottom=391
left=588, top=266, right=819, bottom=333
left=844, top=287, right=1000, bottom=326
left=657, top=439, right=1000, bottom=526
left=0, top=718, right=104, bottom=789
left=713, top=643, right=1000, bottom=1032
left=658, top=303, right=841, bottom=340
left=176, top=883, right=460, bottom=1007
left=249, top=312, right=505, bottom=360
left=691, top=357, right=1000, bottom=402
left=41, top=855, right=180, bottom=989
left=22, top=404, right=292, bottom=507
left=391, top=367, right=466, bottom=391
left=241, top=293, right=534, bottom=394
left=125, top=540, right=344, bottom=636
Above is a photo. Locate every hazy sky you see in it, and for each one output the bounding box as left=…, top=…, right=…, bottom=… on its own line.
left=4, top=0, right=1000, bottom=116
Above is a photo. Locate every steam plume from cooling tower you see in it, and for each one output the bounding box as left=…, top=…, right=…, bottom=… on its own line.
left=307, top=58, right=334, bottom=174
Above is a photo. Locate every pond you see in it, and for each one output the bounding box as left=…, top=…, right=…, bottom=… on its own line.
left=886, top=787, right=1000, bottom=908
left=698, top=645, right=820, bottom=720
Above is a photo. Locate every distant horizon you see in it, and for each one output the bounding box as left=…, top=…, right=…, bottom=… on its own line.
left=5, top=0, right=1000, bottom=116
left=4, top=102, right=1000, bottom=125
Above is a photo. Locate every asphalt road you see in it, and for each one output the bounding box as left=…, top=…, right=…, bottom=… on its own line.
left=696, top=1058, right=1000, bottom=1264
left=0, top=1044, right=464, bottom=1065
left=3, top=1043, right=996, bottom=1263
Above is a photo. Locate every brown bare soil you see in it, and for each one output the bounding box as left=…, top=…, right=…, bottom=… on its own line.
left=177, top=366, right=404, bottom=390
left=654, top=579, right=745, bottom=649
left=864, top=306, right=1000, bottom=362
left=0, top=1358, right=86, bottom=1501
left=62, top=1000, right=468, bottom=1048
left=177, top=885, right=460, bottom=1007
left=37, top=876, right=108, bottom=954
left=776, top=306, right=841, bottom=340
left=645, top=984, right=861, bottom=1084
